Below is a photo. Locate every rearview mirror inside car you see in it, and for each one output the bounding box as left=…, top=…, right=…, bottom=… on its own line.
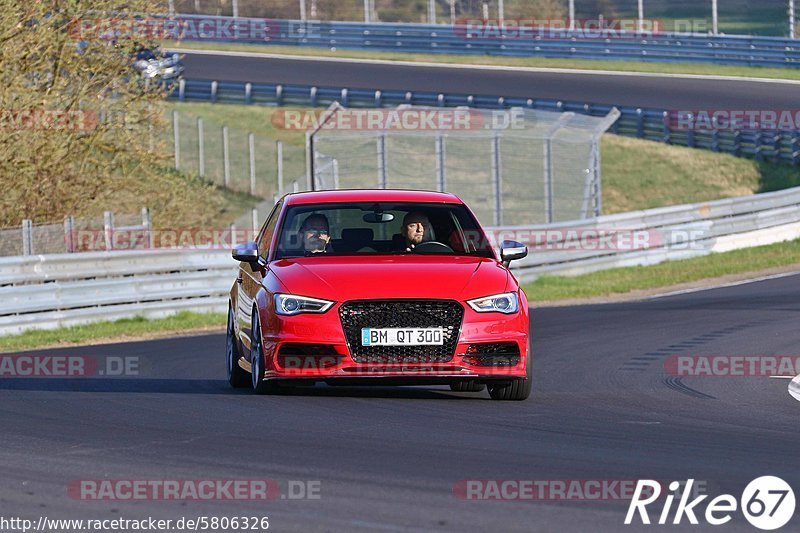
left=363, top=212, right=395, bottom=223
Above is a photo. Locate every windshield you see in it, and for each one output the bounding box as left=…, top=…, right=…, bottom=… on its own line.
left=275, top=202, right=495, bottom=259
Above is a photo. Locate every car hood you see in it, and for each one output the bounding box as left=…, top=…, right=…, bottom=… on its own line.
left=269, top=255, right=510, bottom=302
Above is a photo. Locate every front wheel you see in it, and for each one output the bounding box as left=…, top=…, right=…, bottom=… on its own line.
left=227, top=305, right=249, bottom=388
left=250, top=313, right=290, bottom=395
left=487, top=353, right=532, bottom=401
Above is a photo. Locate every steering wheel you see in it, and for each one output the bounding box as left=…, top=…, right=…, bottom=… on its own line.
left=412, top=241, right=454, bottom=254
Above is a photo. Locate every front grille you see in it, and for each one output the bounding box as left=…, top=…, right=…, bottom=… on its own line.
left=339, top=299, right=464, bottom=363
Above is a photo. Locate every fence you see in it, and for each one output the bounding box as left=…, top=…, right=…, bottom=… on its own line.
left=169, top=4, right=798, bottom=38
left=171, top=78, right=800, bottom=166
left=0, top=210, right=152, bottom=258
left=4, top=182, right=800, bottom=334
left=162, top=15, right=800, bottom=67
left=170, top=109, right=306, bottom=198
left=307, top=103, right=620, bottom=225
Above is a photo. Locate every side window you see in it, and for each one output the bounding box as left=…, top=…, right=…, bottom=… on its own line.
left=257, top=202, right=282, bottom=260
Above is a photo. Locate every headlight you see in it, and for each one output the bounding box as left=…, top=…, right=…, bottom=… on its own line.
left=274, top=294, right=334, bottom=316
left=467, top=292, right=519, bottom=314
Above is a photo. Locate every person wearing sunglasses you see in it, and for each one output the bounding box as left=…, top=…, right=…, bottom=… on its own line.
left=300, top=214, right=332, bottom=254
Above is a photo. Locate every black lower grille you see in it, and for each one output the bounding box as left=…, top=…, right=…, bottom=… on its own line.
left=339, top=300, right=464, bottom=363
left=463, top=342, right=521, bottom=366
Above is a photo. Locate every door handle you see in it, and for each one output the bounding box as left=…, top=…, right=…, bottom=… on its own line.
left=236, top=276, right=243, bottom=284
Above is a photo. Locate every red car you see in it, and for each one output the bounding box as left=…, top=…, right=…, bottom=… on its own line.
left=227, top=189, right=531, bottom=400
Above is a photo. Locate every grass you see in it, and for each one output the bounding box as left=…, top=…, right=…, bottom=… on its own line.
left=0, top=311, right=225, bottom=353
left=600, top=136, right=800, bottom=213
left=163, top=41, right=800, bottom=82
left=522, top=239, right=800, bottom=302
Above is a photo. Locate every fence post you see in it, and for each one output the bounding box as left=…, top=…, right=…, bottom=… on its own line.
left=230, top=223, right=237, bottom=247
left=222, top=126, right=230, bottom=188
left=491, top=132, right=502, bottom=226
left=245, top=82, right=252, bottom=104
left=197, top=117, right=205, bottom=178
left=64, top=215, right=75, bottom=253
left=103, top=211, right=114, bottom=251
left=435, top=133, right=445, bottom=192
left=251, top=208, right=259, bottom=237
left=377, top=133, right=388, bottom=188
left=142, top=207, right=154, bottom=249
left=232, top=0, right=239, bottom=18
left=249, top=132, right=256, bottom=196
left=22, top=219, right=33, bottom=256
left=172, top=110, right=180, bottom=170
left=333, top=159, right=340, bottom=189
left=276, top=140, right=284, bottom=195
left=178, top=78, right=185, bottom=101
left=211, top=80, right=218, bottom=103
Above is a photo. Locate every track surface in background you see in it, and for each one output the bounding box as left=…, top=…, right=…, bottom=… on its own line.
left=2, top=273, right=799, bottom=531
left=180, top=51, right=800, bottom=110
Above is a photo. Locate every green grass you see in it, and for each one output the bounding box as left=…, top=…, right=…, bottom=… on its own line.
left=523, top=238, right=800, bottom=302
left=0, top=311, right=226, bottom=353
left=164, top=41, right=800, bottom=82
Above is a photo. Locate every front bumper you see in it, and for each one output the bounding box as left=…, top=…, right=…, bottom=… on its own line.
left=257, top=300, right=529, bottom=382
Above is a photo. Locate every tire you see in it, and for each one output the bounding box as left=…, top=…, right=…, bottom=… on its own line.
left=250, top=312, right=289, bottom=395
left=450, top=381, right=486, bottom=392
left=487, top=352, right=532, bottom=401
left=227, top=305, right=249, bottom=388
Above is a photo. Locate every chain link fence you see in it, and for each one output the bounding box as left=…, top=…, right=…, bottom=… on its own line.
left=170, top=110, right=306, bottom=200
left=307, top=104, right=618, bottom=227
left=0, top=210, right=152, bottom=257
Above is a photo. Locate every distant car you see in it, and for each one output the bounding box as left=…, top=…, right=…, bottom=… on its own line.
left=132, top=48, right=184, bottom=82
left=227, top=189, right=531, bottom=400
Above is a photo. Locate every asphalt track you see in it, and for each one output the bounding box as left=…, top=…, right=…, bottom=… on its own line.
left=179, top=51, right=800, bottom=110
left=2, top=272, right=799, bottom=531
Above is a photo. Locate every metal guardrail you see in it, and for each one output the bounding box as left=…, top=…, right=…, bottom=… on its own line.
left=173, top=15, right=800, bottom=68
left=3, top=185, right=800, bottom=335
left=171, top=78, right=800, bottom=165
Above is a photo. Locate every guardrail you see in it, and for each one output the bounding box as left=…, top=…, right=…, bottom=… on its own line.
left=171, top=78, right=800, bottom=165
left=3, top=185, right=800, bottom=335
left=172, top=15, right=800, bottom=68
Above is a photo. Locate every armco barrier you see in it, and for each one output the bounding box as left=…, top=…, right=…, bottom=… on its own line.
left=170, top=78, right=800, bottom=165
left=169, top=16, right=800, bottom=68
left=3, top=185, right=800, bottom=334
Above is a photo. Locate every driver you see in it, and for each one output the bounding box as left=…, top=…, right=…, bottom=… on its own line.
left=399, top=211, right=429, bottom=251
left=300, top=214, right=332, bottom=253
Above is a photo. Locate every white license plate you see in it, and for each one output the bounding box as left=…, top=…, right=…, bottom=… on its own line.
left=361, top=328, right=444, bottom=346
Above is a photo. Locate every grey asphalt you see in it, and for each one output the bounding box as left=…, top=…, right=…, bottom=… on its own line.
left=2, top=272, right=799, bottom=531
left=179, top=51, right=800, bottom=110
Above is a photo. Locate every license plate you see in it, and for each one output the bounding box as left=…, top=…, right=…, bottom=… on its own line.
left=361, top=328, right=443, bottom=346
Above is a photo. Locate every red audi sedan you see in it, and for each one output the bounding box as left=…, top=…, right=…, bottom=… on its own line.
left=227, top=189, right=531, bottom=400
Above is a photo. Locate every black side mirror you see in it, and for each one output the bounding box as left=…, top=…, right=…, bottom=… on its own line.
left=233, top=241, right=260, bottom=266
left=500, top=240, right=528, bottom=266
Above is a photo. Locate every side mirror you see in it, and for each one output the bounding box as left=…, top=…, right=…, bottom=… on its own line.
left=232, top=241, right=260, bottom=265
left=500, top=240, right=528, bottom=265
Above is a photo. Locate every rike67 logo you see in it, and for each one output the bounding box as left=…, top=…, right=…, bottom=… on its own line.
left=626, top=477, right=795, bottom=530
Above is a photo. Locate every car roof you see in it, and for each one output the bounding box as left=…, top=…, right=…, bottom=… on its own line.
left=282, top=189, right=462, bottom=206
